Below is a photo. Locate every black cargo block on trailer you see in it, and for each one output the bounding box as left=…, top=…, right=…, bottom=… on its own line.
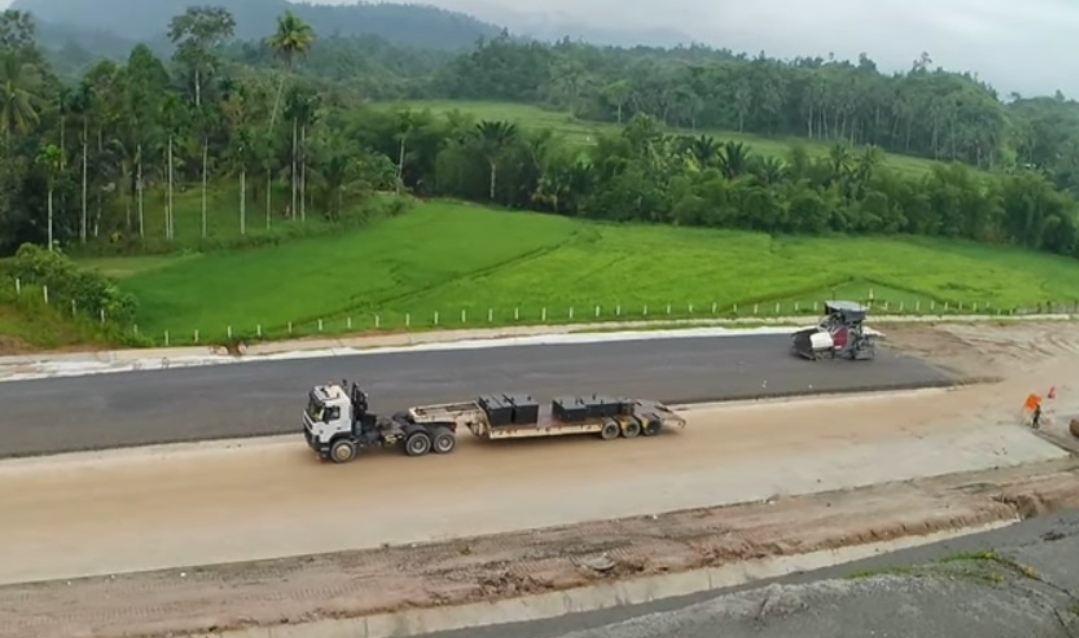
left=502, top=392, right=540, bottom=425
left=553, top=395, right=589, bottom=422
left=479, top=394, right=512, bottom=427
left=583, top=394, right=622, bottom=419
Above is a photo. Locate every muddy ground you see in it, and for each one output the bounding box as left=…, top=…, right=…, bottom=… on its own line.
left=4, top=321, right=1079, bottom=638
left=3, top=457, right=1079, bottom=638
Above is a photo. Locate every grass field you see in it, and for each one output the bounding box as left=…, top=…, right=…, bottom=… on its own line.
left=76, top=199, right=1079, bottom=345
left=377, top=100, right=955, bottom=179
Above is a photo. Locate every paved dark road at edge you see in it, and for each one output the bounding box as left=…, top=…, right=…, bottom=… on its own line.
left=0, top=334, right=952, bottom=457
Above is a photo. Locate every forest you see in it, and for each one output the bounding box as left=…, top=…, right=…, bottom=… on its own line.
left=1, top=6, right=1078, bottom=262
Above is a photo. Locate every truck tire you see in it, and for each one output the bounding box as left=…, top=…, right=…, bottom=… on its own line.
left=404, top=431, right=432, bottom=457
left=431, top=427, right=456, bottom=454
left=329, top=438, right=357, bottom=464
left=642, top=417, right=662, bottom=437
left=621, top=418, right=642, bottom=438
left=600, top=419, right=620, bottom=441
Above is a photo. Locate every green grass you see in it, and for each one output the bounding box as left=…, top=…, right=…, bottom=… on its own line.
left=378, top=100, right=955, bottom=178
left=95, top=199, right=1079, bottom=345
left=0, top=295, right=116, bottom=352
left=115, top=200, right=583, bottom=337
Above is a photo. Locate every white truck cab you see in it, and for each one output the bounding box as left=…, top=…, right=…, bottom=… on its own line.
left=303, top=384, right=355, bottom=448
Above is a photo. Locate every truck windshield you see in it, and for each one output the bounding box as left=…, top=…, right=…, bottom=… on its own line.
left=306, top=394, right=325, bottom=421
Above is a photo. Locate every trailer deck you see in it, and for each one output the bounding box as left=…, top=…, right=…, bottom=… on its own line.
left=466, top=395, right=686, bottom=441
left=403, top=393, right=686, bottom=441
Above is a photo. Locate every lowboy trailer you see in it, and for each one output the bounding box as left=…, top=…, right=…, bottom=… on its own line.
left=303, top=380, right=687, bottom=464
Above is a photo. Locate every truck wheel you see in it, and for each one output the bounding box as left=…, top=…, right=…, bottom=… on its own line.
left=600, top=420, right=620, bottom=441
left=621, top=418, right=642, bottom=438
left=329, top=438, right=357, bottom=464
left=405, top=431, right=432, bottom=457
left=642, top=418, right=662, bottom=437
left=432, top=427, right=456, bottom=454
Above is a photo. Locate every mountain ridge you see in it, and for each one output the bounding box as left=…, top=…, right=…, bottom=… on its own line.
left=10, top=0, right=504, bottom=51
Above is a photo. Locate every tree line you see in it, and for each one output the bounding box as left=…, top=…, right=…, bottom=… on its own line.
left=0, top=6, right=1077, bottom=263
left=436, top=36, right=1079, bottom=181
left=225, top=25, right=1079, bottom=200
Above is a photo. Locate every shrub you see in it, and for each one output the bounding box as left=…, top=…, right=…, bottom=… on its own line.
left=10, top=243, right=138, bottom=326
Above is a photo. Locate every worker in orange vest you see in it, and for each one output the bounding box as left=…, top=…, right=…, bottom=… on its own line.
left=1024, top=393, right=1043, bottom=430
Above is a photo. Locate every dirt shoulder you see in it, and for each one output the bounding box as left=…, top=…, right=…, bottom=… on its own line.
left=5, top=457, right=1079, bottom=638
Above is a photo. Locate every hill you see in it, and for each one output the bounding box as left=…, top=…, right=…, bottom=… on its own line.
left=377, top=100, right=950, bottom=178
left=14, top=0, right=502, bottom=51
left=75, top=199, right=1079, bottom=345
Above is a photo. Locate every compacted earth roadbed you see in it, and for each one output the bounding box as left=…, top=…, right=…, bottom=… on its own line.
left=6, top=458, right=1079, bottom=638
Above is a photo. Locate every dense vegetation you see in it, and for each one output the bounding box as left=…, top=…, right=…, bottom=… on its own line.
left=3, top=5, right=1079, bottom=255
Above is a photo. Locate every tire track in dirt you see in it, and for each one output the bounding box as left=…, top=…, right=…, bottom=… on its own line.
left=4, top=459, right=1079, bottom=638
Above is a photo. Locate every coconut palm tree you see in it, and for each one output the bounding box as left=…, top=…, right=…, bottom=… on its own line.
left=0, top=50, right=43, bottom=148
left=36, top=144, right=62, bottom=251
left=393, top=109, right=416, bottom=195
left=475, top=120, right=518, bottom=201
left=265, top=10, right=314, bottom=132
left=70, top=80, right=95, bottom=243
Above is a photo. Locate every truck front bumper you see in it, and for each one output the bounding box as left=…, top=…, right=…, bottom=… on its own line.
left=303, top=427, right=329, bottom=455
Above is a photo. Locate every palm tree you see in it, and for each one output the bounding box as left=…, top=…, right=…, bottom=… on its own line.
left=0, top=52, right=42, bottom=216
left=827, top=142, right=854, bottom=183
left=198, top=107, right=212, bottom=239
left=36, top=144, right=63, bottom=251
left=475, top=120, right=518, bottom=201
left=681, top=135, right=720, bottom=172
left=312, top=151, right=357, bottom=218
left=70, top=80, right=95, bottom=244
left=717, top=141, right=751, bottom=180
left=283, top=87, right=319, bottom=219
left=0, top=51, right=43, bottom=148
left=266, top=11, right=314, bottom=132
left=158, top=93, right=184, bottom=241
left=54, top=86, right=72, bottom=166
left=393, top=109, right=415, bottom=195
left=750, top=156, right=789, bottom=186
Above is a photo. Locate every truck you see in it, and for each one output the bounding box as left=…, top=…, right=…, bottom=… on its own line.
left=302, top=380, right=688, bottom=464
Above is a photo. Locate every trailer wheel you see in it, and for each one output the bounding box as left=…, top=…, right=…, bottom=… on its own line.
left=642, top=418, right=662, bottom=437
left=405, top=431, right=432, bottom=457
left=329, top=438, right=357, bottom=464
left=621, top=418, right=642, bottom=438
left=431, top=427, right=456, bottom=454
left=600, top=419, right=620, bottom=441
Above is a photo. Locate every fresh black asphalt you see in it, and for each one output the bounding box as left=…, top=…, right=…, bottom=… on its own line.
left=0, top=334, right=954, bottom=458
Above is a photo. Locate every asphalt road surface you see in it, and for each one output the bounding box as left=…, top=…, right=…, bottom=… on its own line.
left=0, top=334, right=953, bottom=457
left=421, top=511, right=1079, bottom=638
